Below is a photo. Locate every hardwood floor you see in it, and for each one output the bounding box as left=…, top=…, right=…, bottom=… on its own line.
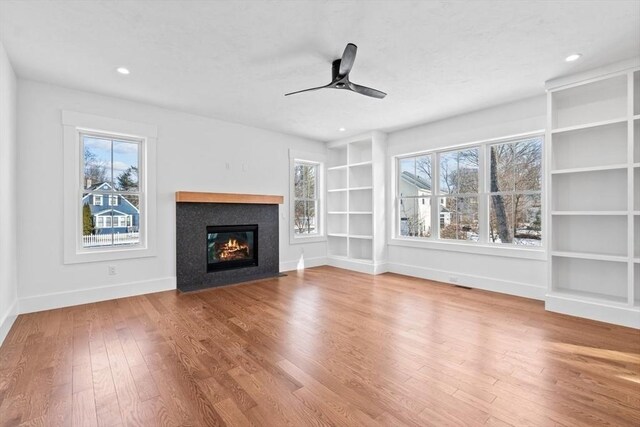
left=1, top=266, right=639, bottom=426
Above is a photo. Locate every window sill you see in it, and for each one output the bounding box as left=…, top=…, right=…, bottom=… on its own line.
left=290, top=235, right=327, bottom=245
left=388, top=237, right=547, bottom=260
left=64, top=245, right=156, bottom=264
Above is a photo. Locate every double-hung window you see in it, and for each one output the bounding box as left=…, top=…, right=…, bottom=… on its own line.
left=488, top=137, right=542, bottom=245
left=294, top=161, right=320, bottom=235
left=438, top=147, right=479, bottom=241
left=63, top=111, right=157, bottom=263
left=289, top=150, right=325, bottom=244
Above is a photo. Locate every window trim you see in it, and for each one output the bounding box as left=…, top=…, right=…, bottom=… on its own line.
left=63, top=111, right=157, bottom=264
left=289, top=149, right=326, bottom=244
left=390, top=130, right=545, bottom=258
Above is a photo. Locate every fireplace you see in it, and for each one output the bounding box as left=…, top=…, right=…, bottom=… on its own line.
left=207, top=224, right=258, bottom=272
left=176, top=192, right=281, bottom=292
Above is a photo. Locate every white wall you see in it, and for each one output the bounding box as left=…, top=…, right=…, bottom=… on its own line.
left=385, top=95, right=548, bottom=299
left=16, top=79, right=326, bottom=312
left=0, top=42, right=18, bottom=343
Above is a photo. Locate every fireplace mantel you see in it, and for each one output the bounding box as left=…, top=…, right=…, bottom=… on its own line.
left=175, top=191, right=283, bottom=205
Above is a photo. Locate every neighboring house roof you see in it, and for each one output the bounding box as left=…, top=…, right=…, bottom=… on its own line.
left=86, top=182, right=113, bottom=191
left=93, top=209, right=131, bottom=217
left=81, top=182, right=140, bottom=216
left=400, top=171, right=431, bottom=191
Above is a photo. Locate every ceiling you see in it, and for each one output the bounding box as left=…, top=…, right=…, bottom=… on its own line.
left=1, top=1, right=639, bottom=141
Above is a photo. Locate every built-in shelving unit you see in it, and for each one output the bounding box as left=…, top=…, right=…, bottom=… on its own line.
left=546, top=62, right=640, bottom=328
left=325, top=132, right=386, bottom=274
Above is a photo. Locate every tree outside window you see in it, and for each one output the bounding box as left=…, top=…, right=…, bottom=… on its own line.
left=489, top=137, right=542, bottom=246
left=294, top=162, right=319, bottom=235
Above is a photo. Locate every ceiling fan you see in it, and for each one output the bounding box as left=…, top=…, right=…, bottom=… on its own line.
left=285, top=43, right=387, bottom=99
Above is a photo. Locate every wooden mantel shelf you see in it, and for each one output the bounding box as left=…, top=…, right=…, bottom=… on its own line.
left=175, top=191, right=283, bottom=205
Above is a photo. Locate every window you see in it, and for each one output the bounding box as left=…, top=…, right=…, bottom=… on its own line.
left=438, top=148, right=479, bottom=241
left=294, top=161, right=319, bottom=235
left=398, top=155, right=432, bottom=237
left=395, top=134, right=543, bottom=249
left=289, top=150, right=325, bottom=244
left=63, top=111, right=157, bottom=264
left=488, top=137, right=542, bottom=246
left=81, top=132, right=141, bottom=248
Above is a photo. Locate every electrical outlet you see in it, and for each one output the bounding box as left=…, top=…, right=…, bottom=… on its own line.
left=108, top=265, right=117, bottom=275
left=449, top=276, right=458, bottom=283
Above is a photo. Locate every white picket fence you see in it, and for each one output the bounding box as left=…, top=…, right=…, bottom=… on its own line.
left=83, top=232, right=140, bottom=247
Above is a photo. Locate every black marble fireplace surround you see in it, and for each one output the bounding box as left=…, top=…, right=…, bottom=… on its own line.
left=176, top=202, right=279, bottom=291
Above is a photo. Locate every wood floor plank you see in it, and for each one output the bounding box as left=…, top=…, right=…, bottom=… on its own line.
left=0, top=266, right=638, bottom=426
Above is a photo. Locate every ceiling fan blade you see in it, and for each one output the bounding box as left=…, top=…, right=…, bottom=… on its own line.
left=349, top=82, right=387, bottom=99
left=284, top=84, right=329, bottom=96
left=339, top=43, right=357, bottom=76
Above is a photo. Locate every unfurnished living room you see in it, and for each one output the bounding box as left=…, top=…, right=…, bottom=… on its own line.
left=1, top=1, right=639, bottom=425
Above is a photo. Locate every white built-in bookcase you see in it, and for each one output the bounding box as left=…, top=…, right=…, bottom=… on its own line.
left=546, top=61, right=640, bottom=328
left=326, top=132, right=386, bottom=274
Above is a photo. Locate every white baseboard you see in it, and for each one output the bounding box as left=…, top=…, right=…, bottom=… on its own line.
left=0, top=298, right=18, bottom=346
left=279, top=256, right=328, bottom=272
left=18, top=276, right=176, bottom=315
left=326, top=257, right=388, bottom=275
left=546, top=294, right=640, bottom=329
left=386, top=262, right=546, bottom=300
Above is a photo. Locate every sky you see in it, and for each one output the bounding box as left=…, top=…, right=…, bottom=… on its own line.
left=84, top=135, right=138, bottom=184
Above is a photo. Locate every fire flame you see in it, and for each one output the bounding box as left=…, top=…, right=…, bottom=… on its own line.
left=219, top=238, right=249, bottom=260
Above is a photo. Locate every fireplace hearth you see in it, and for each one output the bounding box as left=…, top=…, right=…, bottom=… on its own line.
left=207, top=224, right=258, bottom=272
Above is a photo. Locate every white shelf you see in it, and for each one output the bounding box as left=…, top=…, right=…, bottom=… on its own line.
left=550, top=164, right=628, bottom=175
left=551, top=211, right=628, bottom=216
left=327, top=164, right=348, bottom=171
left=551, top=251, right=628, bottom=263
left=349, top=186, right=373, bottom=191
left=547, top=290, right=628, bottom=306
left=349, top=211, right=372, bottom=215
left=552, top=215, right=628, bottom=257
left=551, top=74, right=628, bottom=129
left=328, top=233, right=348, bottom=238
left=349, top=161, right=373, bottom=168
left=552, top=168, right=627, bottom=211
left=327, top=188, right=348, bottom=193
left=349, top=234, right=373, bottom=240
left=551, top=117, right=628, bottom=134
left=552, top=256, right=628, bottom=303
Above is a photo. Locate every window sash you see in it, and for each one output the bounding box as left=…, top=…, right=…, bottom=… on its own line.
left=80, top=131, right=144, bottom=249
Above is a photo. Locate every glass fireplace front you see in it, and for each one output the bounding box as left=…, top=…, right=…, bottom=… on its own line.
left=206, top=224, right=258, bottom=272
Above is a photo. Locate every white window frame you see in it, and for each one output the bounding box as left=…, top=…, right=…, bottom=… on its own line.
left=390, top=131, right=546, bottom=260
left=93, top=194, right=103, bottom=206
left=63, top=111, right=157, bottom=264
left=108, top=194, right=118, bottom=206
left=289, top=149, right=326, bottom=244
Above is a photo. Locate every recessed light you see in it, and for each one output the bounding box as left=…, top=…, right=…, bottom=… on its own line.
left=116, top=67, right=130, bottom=75
left=565, top=54, right=582, bottom=62
left=338, top=127, right=346, bottom=132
